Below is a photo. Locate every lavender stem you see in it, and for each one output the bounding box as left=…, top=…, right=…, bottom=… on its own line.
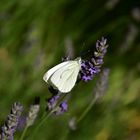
left=30, top=93, right=67, bottom=140
left=77, top=96, right=98, bottom=123
left=19, top=125, right=28, bottom=140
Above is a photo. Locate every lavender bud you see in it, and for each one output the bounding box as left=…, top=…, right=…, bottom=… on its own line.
left=17, top=116, right=26, bottom=131
left=60, top=101, right=68, bottom=112
left=47, top=95, right=60, bottom=111
left=26, top=98, right=40, bottom=127
left=69, top=117, right=77, bottom=130
left=54, top=101, right=68, bottom=115
left=80, top=37, right=109, bottom=82
left=0, top=102, right=23, bottom=140
left=26, top=105, right=40, bottom=127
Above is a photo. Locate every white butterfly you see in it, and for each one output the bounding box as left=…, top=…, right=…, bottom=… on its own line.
left=43, top=57, right=81, bottom=93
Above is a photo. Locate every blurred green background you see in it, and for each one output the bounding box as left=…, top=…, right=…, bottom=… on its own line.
left=0, top=0, right=140, bottom=140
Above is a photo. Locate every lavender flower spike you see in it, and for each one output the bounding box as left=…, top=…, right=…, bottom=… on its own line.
left=80, top=37, right=108, bottom=82
left=0, top=102, right=23, bottom=140
left=47, top=95, right=60, bottom=111
left=26, top=103, right=40, bottom=127
left=54, top=101, right=68, bottom=115
left=46, top=95, right=68, bottom=115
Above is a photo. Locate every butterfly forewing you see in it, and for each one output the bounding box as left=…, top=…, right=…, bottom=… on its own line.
left=50, top=61, right=81, bottom=93
left=43, top=61, right=69, bottom=82
left=59, top=66, right=80, bottom=93
left=43, top=57, right=81, bottom=93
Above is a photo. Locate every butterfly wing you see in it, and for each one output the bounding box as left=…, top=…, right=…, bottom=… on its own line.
left=59, top=66, right=80, bottom=93
left=49, top=60, right=81, bottom=93
left=43, top=61, right=70, bottom=82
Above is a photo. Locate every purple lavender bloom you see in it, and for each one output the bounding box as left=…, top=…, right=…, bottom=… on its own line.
left=60, top=101, right=68, bottom=112
left=80, top=60, right=100, bottom=82
left=46, top=94, right=69, bottom=115
left=17, top=116, right=26, bottom=131
left=0, top=102, right=23, bottom=140
left=47, top=95, right=60, bottom=110
left=80, top=37, right=108, bottom=82
left=54, top=101, right=68, bottom=115
left=26, top=103, right=40, bottom=127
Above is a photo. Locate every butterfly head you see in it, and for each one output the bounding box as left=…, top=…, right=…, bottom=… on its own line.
left=75, top=57, right=81, bottom=63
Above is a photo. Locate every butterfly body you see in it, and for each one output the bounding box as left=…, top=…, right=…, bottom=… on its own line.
left=43, top=57, right=81, bottom=93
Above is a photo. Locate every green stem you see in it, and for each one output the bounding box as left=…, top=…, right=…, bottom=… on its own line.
left=61, top=129, right=70, bottom=140
left=30, top=93, right=67, bottom=140
left=19, top=112, right=50, bottom=140
left=62, top=96, right=98, bottom=140
left=19, top=125, right=29, bottom=140
left=77, top=96, right=98, bottom=123
left=19, top=93, right=68, bottom=140
left=30, top=111, right=53, bottom=140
